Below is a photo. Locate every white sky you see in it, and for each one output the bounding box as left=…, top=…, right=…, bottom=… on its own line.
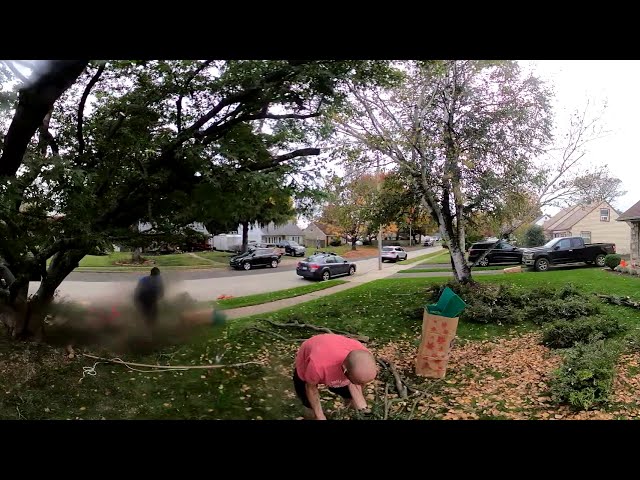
left=524, top=60, right=640, bottom=215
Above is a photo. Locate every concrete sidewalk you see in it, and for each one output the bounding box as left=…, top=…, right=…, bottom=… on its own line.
left=224, top=256, right=437, bottom=319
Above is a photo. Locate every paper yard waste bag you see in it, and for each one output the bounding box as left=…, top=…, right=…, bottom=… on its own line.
left=416, top=311, right=459, bottom=378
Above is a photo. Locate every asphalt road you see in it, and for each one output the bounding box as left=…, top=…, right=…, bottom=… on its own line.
left=28, top=247, right=441, bottom=304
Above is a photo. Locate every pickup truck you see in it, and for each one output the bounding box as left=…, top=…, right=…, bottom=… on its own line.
left=522, top=236, right=616, bottom=272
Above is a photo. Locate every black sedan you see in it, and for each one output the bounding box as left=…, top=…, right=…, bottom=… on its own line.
left=229, top=248, right=282, bottom=271
left=296, top=253, right=356, bottom=281
left=467, top=240, right=523, bottom=267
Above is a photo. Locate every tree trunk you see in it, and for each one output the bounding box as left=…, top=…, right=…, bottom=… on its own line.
left=241, top=220, right=249, bottom=253
left=351, top=236, right=357, bottom=251
left=132, top=247, right=142, bottom=264
left=4, top=250, right=86, bottom=340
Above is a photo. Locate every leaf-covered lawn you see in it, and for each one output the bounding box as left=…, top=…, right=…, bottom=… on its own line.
left=2, top=267, right=640, bottom=420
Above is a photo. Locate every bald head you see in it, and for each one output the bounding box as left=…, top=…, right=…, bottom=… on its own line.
left=343, top=350, right=378, bottom=385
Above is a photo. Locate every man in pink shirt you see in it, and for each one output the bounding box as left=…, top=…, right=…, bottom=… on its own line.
left=294, top=333, right=378, bottom=420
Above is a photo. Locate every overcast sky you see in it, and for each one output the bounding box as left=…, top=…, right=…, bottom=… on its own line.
left=524, top=60, right=640, bottom=215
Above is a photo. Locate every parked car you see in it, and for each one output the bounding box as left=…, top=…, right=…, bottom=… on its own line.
left=467, top=240, right=523, bottom=267
left=381, top=246, right=408, bottom=262
left=184, top=241, right=212, bottom=252
left=423, top=237, right=435, bottom=247
left=521, top=236, right=616, bottom=272
left=276, top=240, right=306, bottom=257
left=296, top=253, right=357, bottom=281
left=229, top=248, right=282, bottom=271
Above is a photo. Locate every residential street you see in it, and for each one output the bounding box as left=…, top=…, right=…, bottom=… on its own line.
left=29, top=247, right=441, bottom=304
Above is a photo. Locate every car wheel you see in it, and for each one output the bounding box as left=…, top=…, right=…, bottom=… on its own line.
left=395, top=255, right=400, bottom=262
left=595, top=254, right=606, bottom=267
left=349, top=266, right=356, bottom=276
left=243, top=262, right=251, bottom=271
left=270, top=260, right=278, bottom=268
left=478, top=257, right=489, bottom=267
left=322, top=270, right=331, bottom=281
left=534, top=258, right=549, bottom=272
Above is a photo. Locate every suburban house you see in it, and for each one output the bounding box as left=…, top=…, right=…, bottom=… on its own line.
left=616, top=200, right=640, bottom=265
left=303, top=222, right=341, bottom=248
left=533, top=214, right=551, bottom=226
left=542, top=201, right=630, bottom=254
left=236, top=220, right=305, bottom=245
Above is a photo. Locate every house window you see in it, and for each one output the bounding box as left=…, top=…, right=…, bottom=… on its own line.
left=580, top=231, right=591, bottom=244
left=600, top=208, right=610, bottom=222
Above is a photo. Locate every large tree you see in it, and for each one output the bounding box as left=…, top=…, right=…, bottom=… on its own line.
left=318, top=174, right=379, bottom=250
left=336, top=61, right=554, bottom=282
left=0, top=59, right=393, bottom=339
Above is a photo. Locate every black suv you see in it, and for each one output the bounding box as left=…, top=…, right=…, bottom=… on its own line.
left=229, top=248, right=282, bottom=271
left=276, top=240, right=306, bottom=257
left=467, top=240, right=523, bottom=267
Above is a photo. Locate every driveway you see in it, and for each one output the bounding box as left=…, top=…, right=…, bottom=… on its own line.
left=29, top=247, right=441, bottom=303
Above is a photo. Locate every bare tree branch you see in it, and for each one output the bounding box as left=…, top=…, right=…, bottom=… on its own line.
left=77, top=63, right=106, bottom=156
left=0, top=60, right=88, bottom=179
left=2, top=61, right=29, bottom=83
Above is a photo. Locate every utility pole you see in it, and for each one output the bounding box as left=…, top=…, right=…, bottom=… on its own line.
left=377, top=155, right=383, bottom=271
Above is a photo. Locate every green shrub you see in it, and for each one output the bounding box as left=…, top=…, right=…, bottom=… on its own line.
left=549, top=339, right=621, bottom=410
left=524, top=297, right=600, bottom=325
left=542, top=316, right=627, bottom=349
left=427, top=282, right=598, bottom=326
left=604, top=254, right=622, bottom=270
left=524, top=225, right=546, bottom=247
left=329, top=239, right=342, bottom=247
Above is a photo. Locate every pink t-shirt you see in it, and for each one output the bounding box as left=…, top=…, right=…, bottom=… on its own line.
left=295, top=334, right=369, bottom=388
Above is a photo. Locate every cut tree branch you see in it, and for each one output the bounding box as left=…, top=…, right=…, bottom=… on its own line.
left=376, top=358, right=408, bottom=399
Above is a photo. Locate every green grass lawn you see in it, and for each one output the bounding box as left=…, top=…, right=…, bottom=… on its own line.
left=397, top=249, right=445, bottom=265
left=76, top=252, right=229, bottom=269
left=420, top=250, right=453, bottom=264
left=3, top=267, right=640, bottom=420
left=398, top=265, right=505, bottom=273
left=313, top=245, right=379, bottom=256
left=211, top=280, right=348, bottom=310
left=193, top=251, right=234, bottom=262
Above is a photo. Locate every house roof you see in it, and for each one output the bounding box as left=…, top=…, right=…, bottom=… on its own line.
left=310, top=222, right=340, bottom=236
left=617, top=199, right=640, bottom=222
left=544, top=202, right=603, bottom=231
left=261, top=221, right=304, bottom=237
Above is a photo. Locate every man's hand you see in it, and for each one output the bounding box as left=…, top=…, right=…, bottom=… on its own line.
left=347, top=383, right=368, bottom=410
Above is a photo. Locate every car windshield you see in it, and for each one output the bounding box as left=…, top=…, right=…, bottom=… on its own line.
left=306, top=255, right=325, bottom=262
left=543, top=239, right=558, bottom=248
left=289, top=241, right=299, bottom=246
left=382, top=247, right=393, bottom=251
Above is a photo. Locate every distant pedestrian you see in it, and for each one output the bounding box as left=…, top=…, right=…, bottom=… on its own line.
left=134, top=267, right=164, bottom=326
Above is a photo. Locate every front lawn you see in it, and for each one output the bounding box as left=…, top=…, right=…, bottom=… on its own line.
left=2, top=267, right=640, bottom=420
left=211, top=280, right=348, bottom=310
left=77, top=252, right=227, bottom=269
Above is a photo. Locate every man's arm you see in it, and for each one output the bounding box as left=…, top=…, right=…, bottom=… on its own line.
left=304, top=383, right=326, bottom=420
